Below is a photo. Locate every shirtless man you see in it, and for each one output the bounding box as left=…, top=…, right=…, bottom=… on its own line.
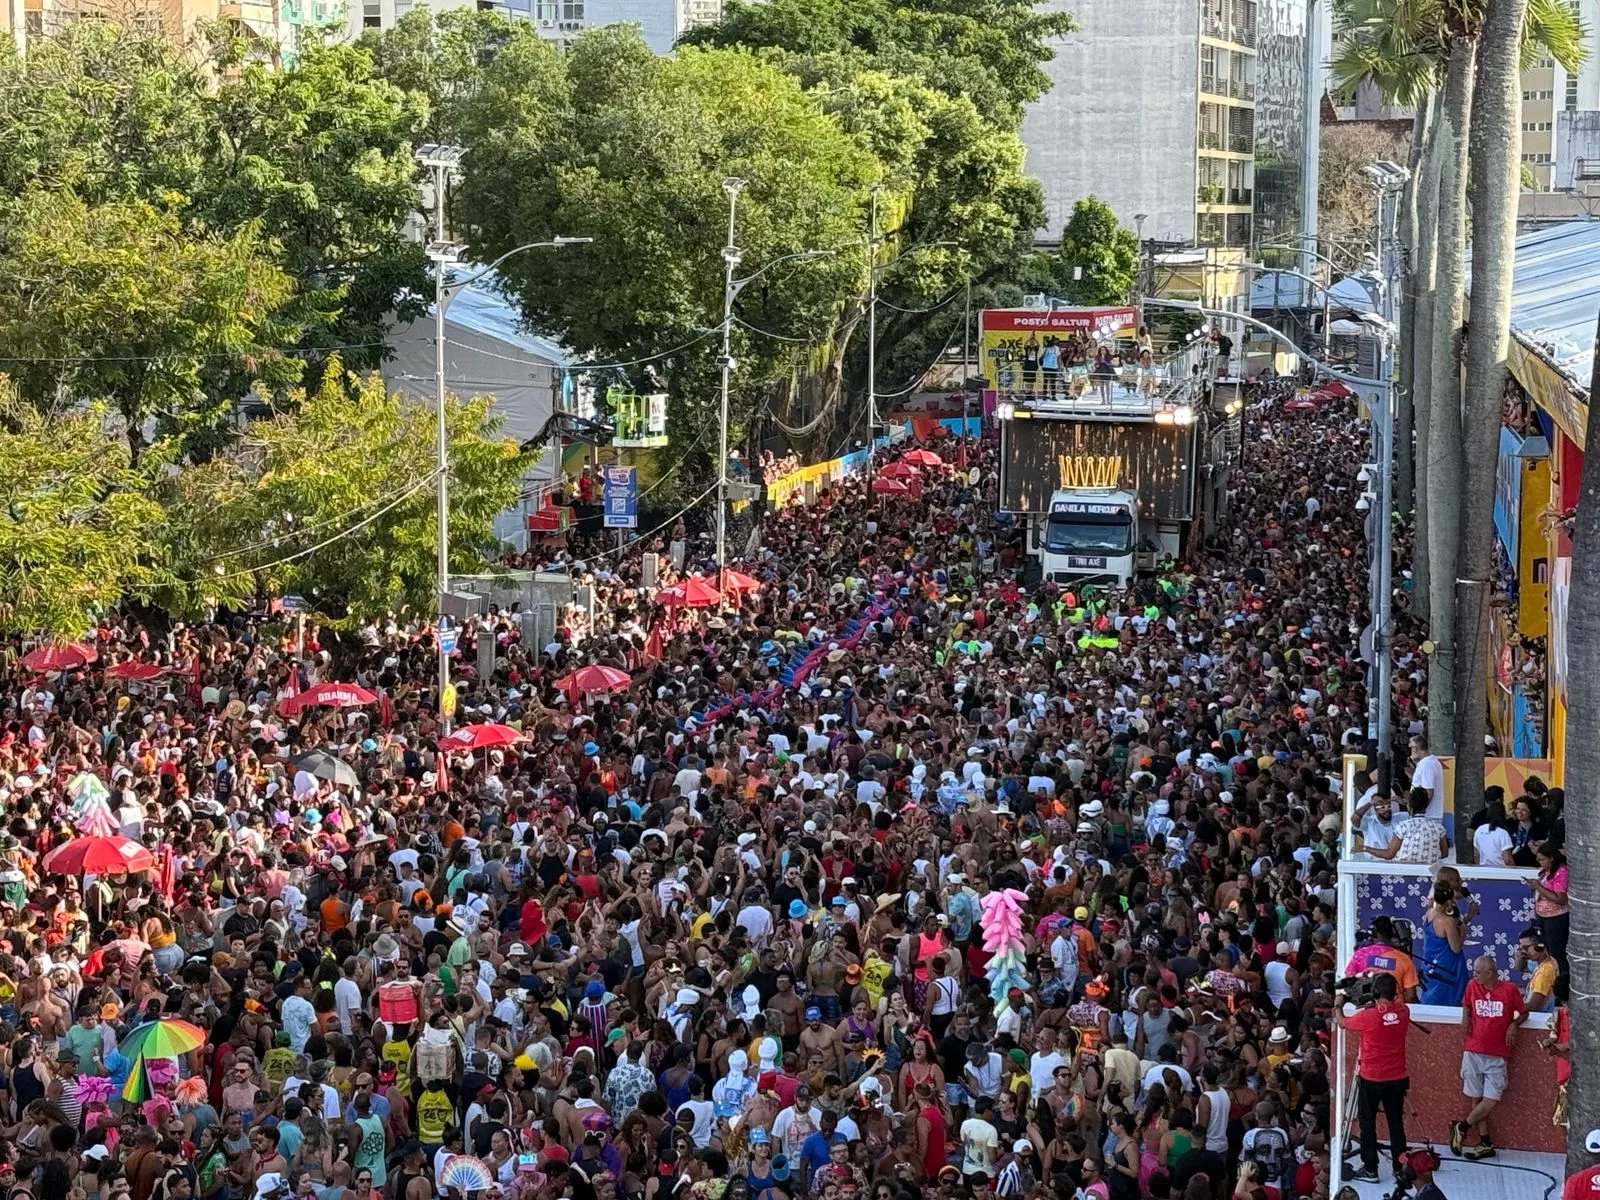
left=768, top=970, right=805, bottom=1050
left=798, top=1005, right=843, bottom=1073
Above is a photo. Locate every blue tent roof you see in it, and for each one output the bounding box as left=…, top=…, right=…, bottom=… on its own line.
left=429, top=269, right=575, bottom=366
left=1493, top=221, right=1600, bottom=393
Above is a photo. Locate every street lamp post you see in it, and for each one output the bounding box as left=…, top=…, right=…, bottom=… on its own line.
left=417, top=141, right=590, bottom=730
left=1363, top=159, right=1409, bottom=799
left=717, top=178, right=744, bottom=579
left=715, top=177, right=833, bottom=573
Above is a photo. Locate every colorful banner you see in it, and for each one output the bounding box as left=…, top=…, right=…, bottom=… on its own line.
left=1549, top=554, right=1572, bottom=784
left=1518, top=452, right=1550, bottom=639
left=978, top=307, right=1138, bottom=396
left=1508, top=337, right=1587, bottom=448
left=1494, top=426, right=1522, bottom=562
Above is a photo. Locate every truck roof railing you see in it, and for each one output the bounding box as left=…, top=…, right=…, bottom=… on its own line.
left=992, top=343, right=1211, bottom=422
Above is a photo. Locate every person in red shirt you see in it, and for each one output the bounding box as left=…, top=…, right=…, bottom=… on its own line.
left=1337, top=972, right=1415, bottom=1181
left=1563, top=1130, right=1600, bottom=1200
left=1452, top=955, right=1527, bottom=1160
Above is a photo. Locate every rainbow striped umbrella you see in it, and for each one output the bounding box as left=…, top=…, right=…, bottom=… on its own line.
left=118, top=1018, right=206, bottom=1062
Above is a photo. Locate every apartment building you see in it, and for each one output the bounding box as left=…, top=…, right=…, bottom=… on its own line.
left=1021, top=0, right=1306, bottom=249
left=346, top=0, right=717, bottom=53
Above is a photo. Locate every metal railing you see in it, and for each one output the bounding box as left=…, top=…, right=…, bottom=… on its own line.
left=1199, top=130, right=1223, bottom=151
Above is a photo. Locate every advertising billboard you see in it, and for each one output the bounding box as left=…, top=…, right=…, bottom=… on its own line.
left=979, top=307, right=1139, bottom=395
left=999, top=417, right=1196, bottom=518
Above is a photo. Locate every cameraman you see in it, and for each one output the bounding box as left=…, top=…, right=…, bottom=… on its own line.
left=1336, top=972, right=1422, bottom=1182
left=1342, top=916, right=1420, bottom=1002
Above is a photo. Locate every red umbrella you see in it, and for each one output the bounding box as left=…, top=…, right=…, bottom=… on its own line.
left=42, top=835, right=154, bottom=876
left=22, top=642, right=96, bottom=672
left=872, top=476, right=914, bottom=495
left=720, top=569, right=761, bottom=595
left=554, top=665, right=632, bottom=695
left=279, top=681, right=377, bottom=714
left=660, top=577, right=721, bottom=608
left=105, top=661, right=167, bottom=682
left=439, top=722, right=526, bottom=751
left=879, top=461, right=919, bottom=479
left=900, top=448, right=943, bottom=466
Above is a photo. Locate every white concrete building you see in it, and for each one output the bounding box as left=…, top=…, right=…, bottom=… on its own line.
left=384, top=276, right=573, bottom=544
left=1020, top=0, right=1306, bottom=250
left=347, top=0, right=718, bottom=53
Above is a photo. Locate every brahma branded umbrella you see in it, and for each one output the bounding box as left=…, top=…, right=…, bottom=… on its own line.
left=279, top=682, right=377, bottom=714
left=21, top=642, right=96, bottom=672
left=105, top=661, right=167, bottom=682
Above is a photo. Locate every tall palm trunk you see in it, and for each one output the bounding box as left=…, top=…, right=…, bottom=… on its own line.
left=1411, top=98, right=1443, bottom=629
left=1395, top=94, right=1432, bottom=518
left=1452, top=0, right=1525, bottom=848
left=1564, top=309, right=1600, bottom=1176
left=1425, top=35, right=1475, bottom=756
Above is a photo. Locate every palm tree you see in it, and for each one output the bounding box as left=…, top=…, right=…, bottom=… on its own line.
left=1452, top=0, right=1586, bottom=839
left=1424, top=26, right=1475, bottom=757
left=1331, top=0, right=1443, bottom=622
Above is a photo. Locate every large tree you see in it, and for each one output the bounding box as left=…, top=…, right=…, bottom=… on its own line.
left=1452, top=0, right=1584, bottom=835
left=0, top=21, right=429, bottom=447
left=1044, top=197, right=1140, bottom=307
left=0, top=394, right=173, bottom=637
left=171, top=366, right=531, bottom=620
left=0, top=188, right=301, bottom=455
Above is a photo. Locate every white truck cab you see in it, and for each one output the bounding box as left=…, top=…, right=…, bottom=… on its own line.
left=1039, top=489, right=1138, bottom=587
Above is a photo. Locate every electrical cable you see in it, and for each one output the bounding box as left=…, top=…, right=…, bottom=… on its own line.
left=208, top=472, right=440, bottom=580
left=206, top=473, right=436, bottom=561
left=874, top=284, right=966, bottom=316
left=582, top=482, right=719, bottom=561
left=872, top=324, right=963, bottom=401
left=730, top=316, right=817, bottom=345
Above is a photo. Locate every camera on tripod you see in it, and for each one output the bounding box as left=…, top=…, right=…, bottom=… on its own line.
left=1337, top=974, right=1382, bottom=1008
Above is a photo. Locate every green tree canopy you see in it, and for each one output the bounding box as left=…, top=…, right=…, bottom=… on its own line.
left=1035, top=197, right=1139, bottom=307
left=0, top=393, right=172, bottom=637
left=0, top=21, right=430, bottom=449
left=681, top=0, right=1076, bottom=126
left=173, top=367, right=531, bottom=621
left=0, top=188, right=301, bottom=451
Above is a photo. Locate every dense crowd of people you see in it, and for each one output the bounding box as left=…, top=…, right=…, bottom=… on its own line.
left=0, top=391, right=1528, bottom=1200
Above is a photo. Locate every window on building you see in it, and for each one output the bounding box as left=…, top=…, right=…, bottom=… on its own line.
left=1567, top=75, right=1580, bottom=110
left=560, top=0, right=583, bottom=18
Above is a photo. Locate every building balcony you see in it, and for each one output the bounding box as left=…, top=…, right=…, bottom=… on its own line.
left=1198, top=130, right=1223, bottom=151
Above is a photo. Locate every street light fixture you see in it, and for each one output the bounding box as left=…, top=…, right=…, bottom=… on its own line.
left=417, top=142, right=590, bottom=730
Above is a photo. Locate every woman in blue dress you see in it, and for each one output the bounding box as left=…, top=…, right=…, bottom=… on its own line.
left=1418, top=879, right=1472, bottom=1005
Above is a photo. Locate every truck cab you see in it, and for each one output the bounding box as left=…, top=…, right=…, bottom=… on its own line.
left=1039, top=489, right=1139, bottom=587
